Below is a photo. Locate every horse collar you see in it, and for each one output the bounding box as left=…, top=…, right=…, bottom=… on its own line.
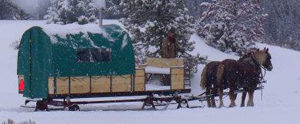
left=250, top=54, right=266, bottom=83
left=250, top=55, right=261, bottom=69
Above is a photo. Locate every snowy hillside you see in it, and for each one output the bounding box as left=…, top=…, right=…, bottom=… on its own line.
left=0, top=20, right=300, bottom=124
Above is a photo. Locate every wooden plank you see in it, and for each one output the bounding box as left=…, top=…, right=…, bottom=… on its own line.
left=171, top=67, right=184, bottom=90
left=91, top=76, right=111, bottom=93
left=135, top=69, right=145, bottom=76
left=146, top=58, right=184, bottom=68
left=71, top=76, right=90, bottom=94
left=56, top=77, right=69, bottom=94
left=137, top=64, right=147, bottom=69
left=112, top=75, right=131, bottom=92
left=48, top=77, right=54, bottom=95
left=135, top=69, right=145, bottom=91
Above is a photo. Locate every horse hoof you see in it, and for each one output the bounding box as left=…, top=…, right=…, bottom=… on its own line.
left=240, top=104, right=245, bottom=107
left=247, top=103, right=254, bottom=107
left=229, top=104, right=236, bottom=107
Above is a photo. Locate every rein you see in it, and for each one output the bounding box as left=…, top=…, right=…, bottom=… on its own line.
left=250, top=54, right=266, bottom=82
left=250, top=54, right=267, bottom=101
left=250, top=55, right=261, bottom=69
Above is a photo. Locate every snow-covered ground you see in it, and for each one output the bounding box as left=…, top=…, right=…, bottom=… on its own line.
left=1, top=20, right=300, bottom=124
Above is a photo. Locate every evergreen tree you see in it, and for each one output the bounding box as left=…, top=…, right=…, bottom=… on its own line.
left=184, top=0, right=210, bottom=21
left=0, top=0, right=30, bottom=20
left=196, top=0, right=265, bottom=55
left=45, top=0, right=100, bottom=25
left=118, top=0, right=204, bottom=72
left=104, top=0, right=123, bottom=19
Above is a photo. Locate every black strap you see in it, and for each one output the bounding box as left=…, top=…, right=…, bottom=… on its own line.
left=250, top=55, right=266, bottom=84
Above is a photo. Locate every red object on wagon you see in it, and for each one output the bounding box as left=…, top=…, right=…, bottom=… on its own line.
left=19, top=79, right=24, bottom=94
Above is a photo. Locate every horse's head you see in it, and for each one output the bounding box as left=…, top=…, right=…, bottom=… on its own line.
left=253, top=48, right=273, bottom=71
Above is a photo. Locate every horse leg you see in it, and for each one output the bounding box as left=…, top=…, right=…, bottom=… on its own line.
left=229, top=88, right=236, bottom=107
left=218, top=89, right=224, bottom=108
left=211, top=87, right=217, bottom=107
left=234, top=91, right=237, bottom=100
left=240, top=91, right=247, bottom=107
left=250, top=89, right=255, bottom=106
left=247, top=90, right=255, bottom=107
left=206, top=87, right=212, bottom=107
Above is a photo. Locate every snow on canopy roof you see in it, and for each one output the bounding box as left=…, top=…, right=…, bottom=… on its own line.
left=40, top=23, right=123, bottom=44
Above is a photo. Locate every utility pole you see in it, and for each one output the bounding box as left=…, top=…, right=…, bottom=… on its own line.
left=93, top=0, right=106, bottom=27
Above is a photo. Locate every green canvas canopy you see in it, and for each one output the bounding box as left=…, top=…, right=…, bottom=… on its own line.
left=17, top=24, right=135, bottom=98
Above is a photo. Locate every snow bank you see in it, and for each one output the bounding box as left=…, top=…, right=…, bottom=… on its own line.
left=189, top=34, right=238, bottom=61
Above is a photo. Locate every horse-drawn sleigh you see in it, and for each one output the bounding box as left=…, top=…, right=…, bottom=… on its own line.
left=17, top=24, right=272, bottom=111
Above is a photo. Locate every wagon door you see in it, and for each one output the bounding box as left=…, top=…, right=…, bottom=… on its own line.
left=27, top=38, right=33, bottom=97
left=17, top=31, right=34, bottom=98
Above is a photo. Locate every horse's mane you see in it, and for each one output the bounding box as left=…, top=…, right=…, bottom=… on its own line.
left=238, top=48, right=260, bottom=62
left=238, top=53, right=252, bottom=62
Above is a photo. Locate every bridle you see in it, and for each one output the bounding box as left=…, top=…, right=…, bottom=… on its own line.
left=250, top=53, right=267, bottom=83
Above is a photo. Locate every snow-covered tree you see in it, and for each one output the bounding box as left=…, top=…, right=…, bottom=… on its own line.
left=196, top=0, right=266, bottom=55
left=261, top=0, right=300, bottom=51
left=104, top=0, right=124, bottom=19
left=0, top=0, right=30, bottom=20
left=117, top=0, right=204, bottom=72
left=45, top=0, right=100, bottom=25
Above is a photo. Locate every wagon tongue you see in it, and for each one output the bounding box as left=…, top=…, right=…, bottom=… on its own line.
left=18, top=79, right=24, bottom=94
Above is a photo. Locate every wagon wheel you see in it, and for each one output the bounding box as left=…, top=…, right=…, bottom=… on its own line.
left=68, top=104, right=80, bottom=111
left=177, top=99, right=189, bottom=109
left=35, top=100, right=48, bottom=111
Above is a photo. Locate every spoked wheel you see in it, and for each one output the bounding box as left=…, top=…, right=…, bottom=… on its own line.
left=177, top=99, right=189, bottom=109
left=35, top=100, right=48, bottom=111
left=68, top=104, right=80, bottom=111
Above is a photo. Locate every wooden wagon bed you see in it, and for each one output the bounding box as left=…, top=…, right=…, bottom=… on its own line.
left=47, top=58, right=190, bottom=99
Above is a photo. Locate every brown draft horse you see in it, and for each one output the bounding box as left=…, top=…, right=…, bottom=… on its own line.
left=216, top=48, right=273, bottom=107
left=200, top=50, right=256, bottom=107
left=200, top=61, right=220, bottom=107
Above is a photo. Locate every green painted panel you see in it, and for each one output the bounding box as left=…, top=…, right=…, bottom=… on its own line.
left=17, top=25, right=135, bottom=98
left=17, top=30, right=30, bottom=97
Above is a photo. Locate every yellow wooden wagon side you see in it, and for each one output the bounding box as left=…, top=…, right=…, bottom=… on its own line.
left=47, top=57, right=189, bottom=98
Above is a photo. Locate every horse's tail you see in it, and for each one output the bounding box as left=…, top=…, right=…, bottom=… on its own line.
left=216, top=63, right=225, bottom=87
left=200, top=65, right=208, bottom=90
